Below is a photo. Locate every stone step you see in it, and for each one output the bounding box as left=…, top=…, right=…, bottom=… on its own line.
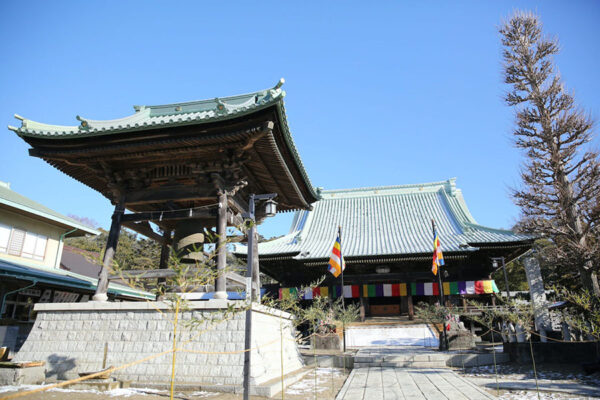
left=354, top=360, right=448, bottom=369
left=446, top=352, right=510, bottom=367
left=355, top=353, right=448, bottom=363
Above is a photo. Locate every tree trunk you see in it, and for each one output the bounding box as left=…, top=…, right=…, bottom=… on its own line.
left=579, top=262, right=600, bottom=296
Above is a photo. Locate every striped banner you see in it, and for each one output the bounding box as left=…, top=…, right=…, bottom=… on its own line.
left=278, top=280, right=499, bottom=299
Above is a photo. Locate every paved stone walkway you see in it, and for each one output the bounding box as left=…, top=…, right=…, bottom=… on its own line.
left=468, top=376, right=600, bottom=398
left=336, top=367, right=497, bottom=400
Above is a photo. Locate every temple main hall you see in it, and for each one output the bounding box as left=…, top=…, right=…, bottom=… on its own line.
left=234, top=179, right=533, bottom=317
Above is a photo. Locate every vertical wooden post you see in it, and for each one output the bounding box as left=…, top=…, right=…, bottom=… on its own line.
left=407, top=291, right=414, bottom=321
left=93, top=201, right=125, bottom=301
left=214, top=190, right=228, bottom=299
left=157, top=230, right=172, bottom=291
left=400, top=295, right=408, bottom=316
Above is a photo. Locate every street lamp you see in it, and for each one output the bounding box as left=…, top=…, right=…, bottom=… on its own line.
left=264, top=198, right=278, bottom=217
left=492, top=257, right=510, bottom=299
left=243, top=193, right=277, bottom=400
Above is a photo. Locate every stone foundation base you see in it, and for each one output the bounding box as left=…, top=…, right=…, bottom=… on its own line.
left=14, top=300, right=304, bottom=392
left=0, top=364, right=45, bottom=385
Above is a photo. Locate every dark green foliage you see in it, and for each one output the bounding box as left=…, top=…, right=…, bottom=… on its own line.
left=66, top=228, right=161, bottom=270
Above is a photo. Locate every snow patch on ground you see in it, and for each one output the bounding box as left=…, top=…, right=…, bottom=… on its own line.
left=462, top=364, right=600, bottom=386
left=345, top=325, right=439, bottom=347
left=286, top=368, right=344, bottom=395
left=189, top=391, right=219, bottom=397
left=105, top=388, right=167, bottom=397
left=499, top=390, right=597, bottom=399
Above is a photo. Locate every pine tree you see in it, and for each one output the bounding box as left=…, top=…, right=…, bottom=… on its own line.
left=500, top=12, right=600, bottom=294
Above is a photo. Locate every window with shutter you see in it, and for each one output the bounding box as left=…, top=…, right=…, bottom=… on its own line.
left=8, top=229, right=25, bottom=256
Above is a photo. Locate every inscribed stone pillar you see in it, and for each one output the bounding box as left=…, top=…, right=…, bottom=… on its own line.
left=523, top=256, right=551, bottom=342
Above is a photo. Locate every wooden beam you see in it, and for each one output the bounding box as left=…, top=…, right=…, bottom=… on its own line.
left=227, top=211, right=244, bottom=227
left=121, top=208, right=215, bottom=222
left=121, top=221, right=170, bottom=244
left=109, top=269, right=245, bottom=282
left=124, top=186, right=216, bottom=205
left=229, top=193, right=249, bottom=215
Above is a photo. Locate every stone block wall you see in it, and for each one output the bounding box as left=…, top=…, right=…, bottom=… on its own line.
left=14, top=300, right=304, bottom=388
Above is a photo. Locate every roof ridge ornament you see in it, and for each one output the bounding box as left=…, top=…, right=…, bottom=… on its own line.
left=214, top=98, right=226, bottom=113
left=274, top=78, right=285, bottom=90
left=76, top=115, right=90, bottom=130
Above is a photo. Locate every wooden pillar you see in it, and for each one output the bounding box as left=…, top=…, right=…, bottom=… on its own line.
left=157, top=230, right=171, bottom=288
left=400, top=295, right=408, bottom=316
left=214, top=190, right=228, bottom=299
left=358, top=284, right=367, bottom=322
left=407, top=292, right=414, bottom=320
left=251, top=228, right=260, bottom=301
left=93, top=202, right=125, bottom=301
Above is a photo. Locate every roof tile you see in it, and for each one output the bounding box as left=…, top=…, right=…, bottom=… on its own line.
left=235, top=179, right=531, bottom=259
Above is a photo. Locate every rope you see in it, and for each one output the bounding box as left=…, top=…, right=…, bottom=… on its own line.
left=0, top=349, right=174, bottom=400
left=0, top=329, right=287, bottom=399
left=178, top=338, right=280, bottom=355
left=483, top=324, right=597, bottom=343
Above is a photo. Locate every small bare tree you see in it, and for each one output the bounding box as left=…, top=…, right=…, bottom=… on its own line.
left=500, top=11, right=600, bottom=294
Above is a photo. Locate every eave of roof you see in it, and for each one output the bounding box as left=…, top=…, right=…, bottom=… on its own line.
left=0, top=182, right=99, bottom=236
left=0, top=257, right=153, bottom=300
left=8, top=79, right=318, bottom=204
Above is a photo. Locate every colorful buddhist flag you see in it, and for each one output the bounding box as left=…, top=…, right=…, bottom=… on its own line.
left=432, top=228, right=445, bottom=275
left=328, top=229, right=345, bottom=278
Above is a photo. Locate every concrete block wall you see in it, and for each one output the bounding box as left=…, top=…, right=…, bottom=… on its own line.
left=14, top=300, right=304, bottom=387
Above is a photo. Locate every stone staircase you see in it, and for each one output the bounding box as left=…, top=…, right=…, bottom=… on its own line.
left=353, top=346, right=510, bottom=369
left=354, top=347, right=449, bottom=368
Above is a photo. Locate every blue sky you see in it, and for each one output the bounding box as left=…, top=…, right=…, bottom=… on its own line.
left=1, top=1, right=599, bottom=239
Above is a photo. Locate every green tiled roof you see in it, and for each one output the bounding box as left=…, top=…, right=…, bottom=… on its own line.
left=235, top=178, right=531, bottom=260
left=8, top=79, right=317, bottom=202
left=0, top=181, right=99, bottom=236
left=8, top=80, right=287, bottom=138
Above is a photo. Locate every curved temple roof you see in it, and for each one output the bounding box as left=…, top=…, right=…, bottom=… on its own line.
left=8, top=79, right=318, bottom=209
left=235, top=178, right=532, bottom=260
left=9, top=79, right=287, bottom=138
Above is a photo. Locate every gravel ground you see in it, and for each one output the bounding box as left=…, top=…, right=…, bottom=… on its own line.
left=0, top=368, right=348, bottom=400
left=459, top=364, right=600, bottom=387
left=458, top=364, right=600, bottom=400
left=497, top=390, right=599, bottom=400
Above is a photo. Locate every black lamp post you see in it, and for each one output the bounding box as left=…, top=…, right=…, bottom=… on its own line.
left=243, top=193, right=277, bottom=400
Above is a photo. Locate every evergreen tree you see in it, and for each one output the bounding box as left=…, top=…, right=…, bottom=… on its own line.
left=500, top=12, right=600, bottom=294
